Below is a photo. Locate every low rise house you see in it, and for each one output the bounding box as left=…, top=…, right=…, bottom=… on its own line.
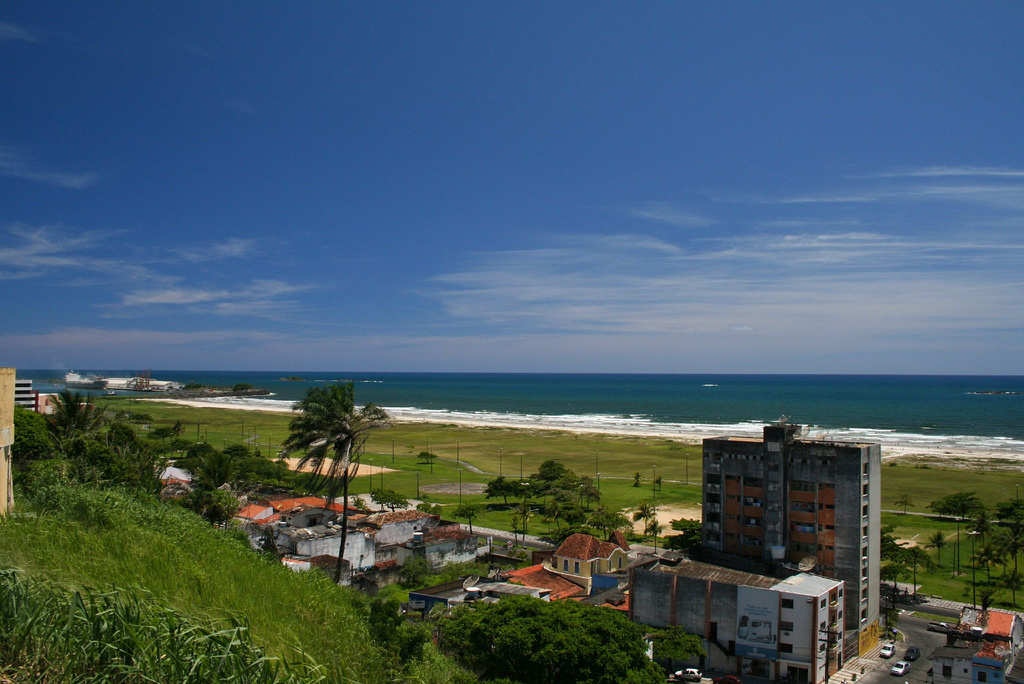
left=502, top=563, right=586, bottom=600
left=362, top=509, right=440, bottom=546
left=0, top=368, right=13, bottom=515
left=397, top=527, right=480, bottom=570
left=409, top=577, right=550, bottom=613
left=546, top=531, right=630, bottom=593
left=929, top=608, right=1024, bottom=684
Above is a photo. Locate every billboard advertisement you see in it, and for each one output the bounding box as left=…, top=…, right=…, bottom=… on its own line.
left=735, top=586, right=778, bottom=661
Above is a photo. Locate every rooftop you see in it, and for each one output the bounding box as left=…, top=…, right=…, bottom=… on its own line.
left=235, top=503, right=273, bottom=520
left=555, top=533, right=628, bottom=561
left=503, top=563, right=585, bottom=600
left=650, top=557, right=777, bottom=589
left=772, top=573, right=842, bottom=596
left=364, top=509, right=437, bottom=526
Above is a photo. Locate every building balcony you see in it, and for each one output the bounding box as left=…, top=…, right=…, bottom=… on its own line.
left=706, top=483, right=721, bottom=494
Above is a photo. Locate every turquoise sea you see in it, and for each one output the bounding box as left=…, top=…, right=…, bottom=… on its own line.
left=20, top=371, right=1024, bottom=452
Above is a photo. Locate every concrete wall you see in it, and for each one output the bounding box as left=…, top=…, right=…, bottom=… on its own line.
left=0, top=368, right=14, bottom=515
left=375, top=517, right=434, bottom=546
left=293, top=530, right=376, bottom=569
left=398, top=535, right=478, bottom=570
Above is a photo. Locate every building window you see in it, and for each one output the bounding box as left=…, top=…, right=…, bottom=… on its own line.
left=791, top=480, right=815, bottom=492
left=780, top=643, right=793, bottom=653
left=744, top=476, right=764, bottom=488
left=780, top=621, right=794, bottom=631
left=820, top=598, right=826, bottom=608
left=942, top=666, right=952, bottom=678
left=707, top=474, right=722, bottom=484
left=781, top=599, right=794, bottom=609
left=574, top=561, right=580, bottom=574
left=978, top=672, right=988, bottom=683
left=563, top=560, right=568, bottom=571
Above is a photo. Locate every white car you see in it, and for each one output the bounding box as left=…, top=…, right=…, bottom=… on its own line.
left=676, top=669, right=703, bottom=682
left=880, top=643, right=896, bottom=658
left=890, top=661, right=911, bottom=676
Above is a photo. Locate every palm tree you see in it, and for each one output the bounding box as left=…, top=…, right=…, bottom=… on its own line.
left=904, top=546, right=932, bottom=597
left=47, top=388, right=106, bottom=451
left=1002, top=570, right=1023, bottom=607
left=283, top=383, right=391, bottom=583
left=998, top=523, right=1024, bottom=581
left=633, top=500, right=657, bottom=539
left=971, top=508, right=992, bottom=542
left=975, top=543, right=1004, bottom=584
left=926, top=531, right=948, bottom=567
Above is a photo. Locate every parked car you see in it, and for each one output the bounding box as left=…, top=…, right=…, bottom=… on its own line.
left=904, top=647, right=921, bottom=662
left=678, top=669, right=703, bottom=682
left=880, top=643, right=896, bottom=658
left=891, top=661, right=911, bottom=676
left=928, top=622, right=950, bottom=633
left=713, top=677, right=741, bottom=684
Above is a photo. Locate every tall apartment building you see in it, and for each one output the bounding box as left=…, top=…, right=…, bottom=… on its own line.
left=701, top=423, right=881, bottom=653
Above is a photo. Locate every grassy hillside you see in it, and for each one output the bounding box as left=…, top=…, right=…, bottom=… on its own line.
left=0, top=485, right=467, bottom=683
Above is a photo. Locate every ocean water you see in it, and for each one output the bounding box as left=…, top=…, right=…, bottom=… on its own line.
left=21, top=371, right=1024, bottom=452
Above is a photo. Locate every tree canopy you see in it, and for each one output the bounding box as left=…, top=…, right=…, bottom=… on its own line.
left=438, top=595, right=663, bottom=684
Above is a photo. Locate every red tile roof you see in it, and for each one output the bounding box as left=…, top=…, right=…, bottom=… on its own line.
left=503, top=564, right=585, bottom=600
left=268, top=496, right=359, bottom=514
left=235, top=503, right=273, bottom=520
left=425, top=527, right=473, bottom=541
left=986, top=610, right=1015, bottom=637
left=555, top=533, right=628, bottom=561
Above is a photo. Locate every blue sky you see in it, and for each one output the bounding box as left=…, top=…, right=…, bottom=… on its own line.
left=2, top=3, right=1023, bottom=373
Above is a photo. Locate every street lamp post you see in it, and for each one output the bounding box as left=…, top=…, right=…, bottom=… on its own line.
left=520, top=481, right=530, bottom=535
left=458, top=468, right=463, bottom=505
left=416, top=471, right=420, bottom=499
left=969, top=530, right=980, bottom=607
left=652, top=465, right=657, bottom=502
left=499, top=446, right=503, bottom=476
left=597, top=471, right=601, bottom=491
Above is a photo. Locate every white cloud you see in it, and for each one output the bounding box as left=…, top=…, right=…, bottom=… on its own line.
left=0, top=21, right=39, bottom=44
left=0, top=147, right=99, bottom=188
left=120, top=279, right=308, bottom=317
left=866, top=166, right=1024, bottom=179
left=629, top=203, right=714, bottom=227
left=172, top=237, right=258, bottom=262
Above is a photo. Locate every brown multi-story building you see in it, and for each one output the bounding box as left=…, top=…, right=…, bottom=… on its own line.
left=701, top=423, right=881, bottom=654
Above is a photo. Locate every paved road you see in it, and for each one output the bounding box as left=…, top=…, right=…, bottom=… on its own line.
left=845, top=613, right=947, bottom=684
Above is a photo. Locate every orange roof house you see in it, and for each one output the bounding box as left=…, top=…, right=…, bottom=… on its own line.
left=547, top=532, right=630, bottom=593
left=503, top=564, right=585, bottom=600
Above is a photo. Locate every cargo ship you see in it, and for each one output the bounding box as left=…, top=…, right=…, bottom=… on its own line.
left=63, top=371, right=108, bottom=390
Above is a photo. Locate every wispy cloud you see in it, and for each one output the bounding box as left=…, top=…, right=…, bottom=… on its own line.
left=0, top=147, right=99, bottom=188
left=172, top=237, right=258, bottom=262
left=629, top=202, right=714, bottom=227
left=0, top=20, right=39, bottom=44
left=181, top=42, right=211, bottom=59
left=862, top=166, right=1024, bottom=179
left=120, top=279, right=309, bottom=318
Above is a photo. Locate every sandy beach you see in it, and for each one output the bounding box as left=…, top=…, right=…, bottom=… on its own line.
left=148, top=397, right=1024, bottom=470
left=282, top=457, right=396, bottom=477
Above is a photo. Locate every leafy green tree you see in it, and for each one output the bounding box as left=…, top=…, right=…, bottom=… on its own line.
left=975, top=542, right=1003, bottom=583
left=485, top=475, right=519, bottom=506
left=12, top=406, right=51, bottom=465
left=651, top=626, right=706, bottom=666
left=578, top=476, right=600, bottom=509
left=930, top=492, right=984, bottom=575
left=371, top=488, right=410, bottom=512
left=971, top=508, right=992, bottom=542
left=451, top=503, right=485, bottom=533
left=997, top=500, right=1024, bottom=524
left=400, top=556, right=431, bottom=587
left=894, top=493, right=913, bottom=514
left=533, top=459, right=570, bottom=485
left=927, top=531, right=948, bottom=567
left=438, top=595, right=664, bottom=684
left=418, top=451, right=437, bottom=472
left=664, top=518, right=703, bottom=552
left=283, top=383, right=391, bottom=583
left=587, top=505, right=632, bottom=537
left=149, top=425, right=175, bottom=441
left=366, top=596, right=430, bottom=669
